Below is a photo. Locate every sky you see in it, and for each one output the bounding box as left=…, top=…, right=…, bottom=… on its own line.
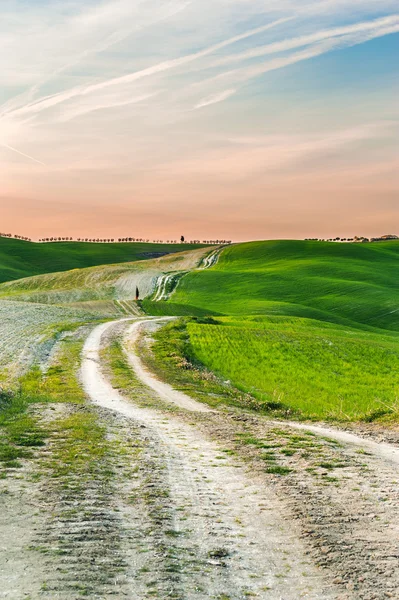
left=0, top=0, right=398, bottom=241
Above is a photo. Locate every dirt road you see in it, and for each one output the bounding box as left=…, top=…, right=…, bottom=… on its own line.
left=81, top=319, right=335, bottom=599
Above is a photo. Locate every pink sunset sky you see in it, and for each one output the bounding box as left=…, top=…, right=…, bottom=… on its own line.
left=0, top=0, right=398, bottom=241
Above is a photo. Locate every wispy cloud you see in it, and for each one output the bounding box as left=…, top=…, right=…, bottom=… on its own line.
left=2, top=17, right=291, bottom=122
left=188, top=15, right=399, bottom=104
left=161, top=123, right=396, bottom=179
left=194, top=89, right=237, bottom=110
left=0, top=0, right=192, bottom=125
left=3, top=9, right=397, bottom=129
left=58, top=93, right=159, bottom=122
left=207, top=15, right=399, bottom=67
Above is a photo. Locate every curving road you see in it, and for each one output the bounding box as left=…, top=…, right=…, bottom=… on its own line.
left=80, top=318, right=334, bottom=599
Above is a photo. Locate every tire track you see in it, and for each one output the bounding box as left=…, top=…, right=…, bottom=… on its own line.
left=281, top=421, right=399, bottom=468
left=200, top=247, right=224, bottom=269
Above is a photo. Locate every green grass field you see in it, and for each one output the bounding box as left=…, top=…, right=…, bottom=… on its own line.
left=0, top=237, right=205, bottom=284
left=172, top=240, right=399, bottom=331
left=186, top=316, right=399, bottom=420
left=150, top=241, right=399, bottom=421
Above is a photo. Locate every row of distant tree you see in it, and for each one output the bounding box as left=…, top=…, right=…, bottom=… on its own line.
left=0, top=232, right=231, bottom=245
left=0, top=233, right=32, bottom=241
left=305, top=234, right=398, bottom=243
left=3, top=231, right=397, bottom=245
left=36, top=237, right=231, bottom=244
left=305, top=237, right=357, bottom=242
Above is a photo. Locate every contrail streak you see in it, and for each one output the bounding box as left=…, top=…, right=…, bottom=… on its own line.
left=7, top=17, right=293, bottom=119
left=208, top=14, right=399, bottom=67
left=1, top=143, right=46, bottom=166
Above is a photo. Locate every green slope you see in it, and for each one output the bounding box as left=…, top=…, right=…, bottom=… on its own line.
left=150, top=240, right=399, bottom=421
left=0, top=246, right=213, bottom=318
left=0, top=237, right=205, bottom=284
left=171, top=240, right=399, bottom=331
left=151, top=315, right=399, bottom=420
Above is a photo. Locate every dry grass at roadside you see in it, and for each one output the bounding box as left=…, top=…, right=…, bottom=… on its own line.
left=0, top=327, right=139, bottom=597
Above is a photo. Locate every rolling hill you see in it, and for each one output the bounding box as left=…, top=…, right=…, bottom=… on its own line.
left=0, top=245, right=214, bottom=378
left=149, top=240, right=399, bottom=420
left=169, top=240, right=399, bottom=331
left=1, top=238, right=398, bottom=419
left=0, top=237, right=206, bottom=284
left=0, top=246, right=214, bottom=316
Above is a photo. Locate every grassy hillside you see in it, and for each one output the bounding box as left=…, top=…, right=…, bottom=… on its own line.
left=0, top=300, right=95, bottom=380
left=0, top=247, right=213, bottom=316
left=187, top=317, right=399, bottom=420
left=0, top=237, right=205, bottom=284
left=150, top=316, right=399, bottom=421
left=150, top=241, right=399, bottom=421
left=0, top=245, right=212, bottom=378
left=171, top=240, right=399, bottom=331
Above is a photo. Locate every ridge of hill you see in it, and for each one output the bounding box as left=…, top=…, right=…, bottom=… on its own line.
left=0, top=237, right=206, bottom=284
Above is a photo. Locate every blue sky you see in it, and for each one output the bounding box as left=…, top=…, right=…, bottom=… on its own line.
left=0, top=0, right=398, bottom=240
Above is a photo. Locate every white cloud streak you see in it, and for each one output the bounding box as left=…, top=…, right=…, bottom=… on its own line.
left=194, top=89, right=237, bottom=109
left=36, top=1, right=193, bottom=88
left=4, top=11, right=397, bottom=125
left=1, top=143, right=46, bottom=166
left=188, top=16, right=399, bottom=103
left=238, top=22, right=399, bottom=82
left=2, top=16, right=291, bottom=121
left=208, top=15, right=399, bottom=67
left=58, top=93, right=159, bottom=122
left=0, top=0, right=191, bottom=118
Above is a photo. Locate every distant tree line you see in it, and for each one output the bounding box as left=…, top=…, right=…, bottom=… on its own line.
left=0, top=232, right=232, bottom=245
left=305, top=237, right=356, bottom=242
left=38, top=237, right=112, bottom=242
left=37, top=236, right=232, bottom=245
left=305, top=235, right=398, bottom=244
left=0, top=232, right=32, bottom=241
left=39, top=237, right=74, bottom=242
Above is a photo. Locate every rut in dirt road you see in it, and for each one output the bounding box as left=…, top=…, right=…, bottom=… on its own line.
left=124, top=319, right=211, bottom=413
left=200, top=247, right=224, bottom=269
left=81, top=318, right=335, bottom=600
